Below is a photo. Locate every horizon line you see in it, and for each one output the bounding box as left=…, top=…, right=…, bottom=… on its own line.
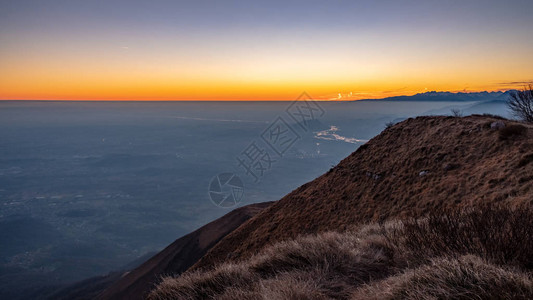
left=0, top=89, right=515, bottom=102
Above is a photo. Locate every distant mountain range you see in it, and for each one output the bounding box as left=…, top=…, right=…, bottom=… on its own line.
left=358, top=90, right=515, bottom=102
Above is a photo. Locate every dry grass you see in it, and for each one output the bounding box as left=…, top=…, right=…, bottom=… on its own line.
left=148, top=207, right=533, bottom=300
left=352, top=255, right=533, bottom=300
left=499, top=124, right=528, bottom=140
left=390, top=206, right=533, bottom=270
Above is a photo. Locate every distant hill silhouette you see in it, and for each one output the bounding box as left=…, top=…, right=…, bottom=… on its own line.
left=357, top=90, right=514, bottom=102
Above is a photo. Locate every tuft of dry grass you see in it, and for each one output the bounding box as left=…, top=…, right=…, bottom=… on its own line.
left=148, top=264, right=255, bottom=300
left=148, top=228, right=397, bottom=300
left=518, top=153, right=533, bottom=167
left=148, top=207, right=533, bottom=300
left=389, top=206, right=533, bottom=270
left=352, top=255, right=533, bottom=300
left=499, top=124, right=528, bottom=140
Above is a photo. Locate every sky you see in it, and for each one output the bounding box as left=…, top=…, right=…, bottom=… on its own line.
left=1, top=0, right=532, bottom=100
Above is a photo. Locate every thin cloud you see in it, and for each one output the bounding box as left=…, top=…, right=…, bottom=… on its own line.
left=496, top=81, right=532, bottom=86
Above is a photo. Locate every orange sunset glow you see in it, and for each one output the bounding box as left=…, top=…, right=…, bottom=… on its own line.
left=1, top=1, right=532, bottom=100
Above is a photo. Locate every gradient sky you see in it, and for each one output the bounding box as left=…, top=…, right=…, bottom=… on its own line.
left=1, top=0, right=532, bottom=100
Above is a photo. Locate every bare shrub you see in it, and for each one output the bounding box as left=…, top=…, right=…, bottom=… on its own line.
left=148, top=264, right=256, bottom=300
left=246, top=231, right=396, bottom=299
left=499, top=124, right=528, bottom=140
left=451, top=108, right=462, bottom=117
left=508, top=85, right=533, bottom=123
left=148, top=230, right=397, bottom=300
left=518, top=153, right=533, bottom=167
left=389, top=207, right=533, bottom=270
left=218, top=274, right=330, bottom=300
left=351, top=255, right=533, bottom=300
left=480, top=113, right=506, bottom=119
left=385, top=121, right=395, bottom=129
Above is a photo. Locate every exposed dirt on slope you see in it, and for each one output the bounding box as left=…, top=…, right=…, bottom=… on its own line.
left=193, top=115, right=533, bottom=270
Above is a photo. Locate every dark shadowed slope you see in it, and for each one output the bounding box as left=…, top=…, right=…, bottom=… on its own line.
left=192, top=115, right=532, bottom=270
left=96, top=202, right=272, bottom=300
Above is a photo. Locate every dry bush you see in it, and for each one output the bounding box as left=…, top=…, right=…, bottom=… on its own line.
left=518, top=153, right=533, bottom=167
left=451, top=108, right=462, bottom=117
left=508, top=85, right=533, bottom=123
left=148, top=207, right=533, bottom=300
left=148, top=264, right=256, bottom=300
left=389, top=207, right=533, bottom=270
left=499, top=124, right=528, bottom=140
left=384, top=121, right=395, bottom=129
left=478, top=113, right=506, bottom=120
left=217, top=273, right=331, bottom=300
left=352, top=255, right=533, bottom=300
left=247, top=230, right=397, bottom=299
left=148, top=227, right=399, bottom=300
left=149, top=230, right=397, bottom=300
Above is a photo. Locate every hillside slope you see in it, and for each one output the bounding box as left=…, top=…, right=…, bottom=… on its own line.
left=149, top=207, right=533, bottom=299
left=193, top=115, right=532, bottom=270
left=97, top=202, right=272, bottom=300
